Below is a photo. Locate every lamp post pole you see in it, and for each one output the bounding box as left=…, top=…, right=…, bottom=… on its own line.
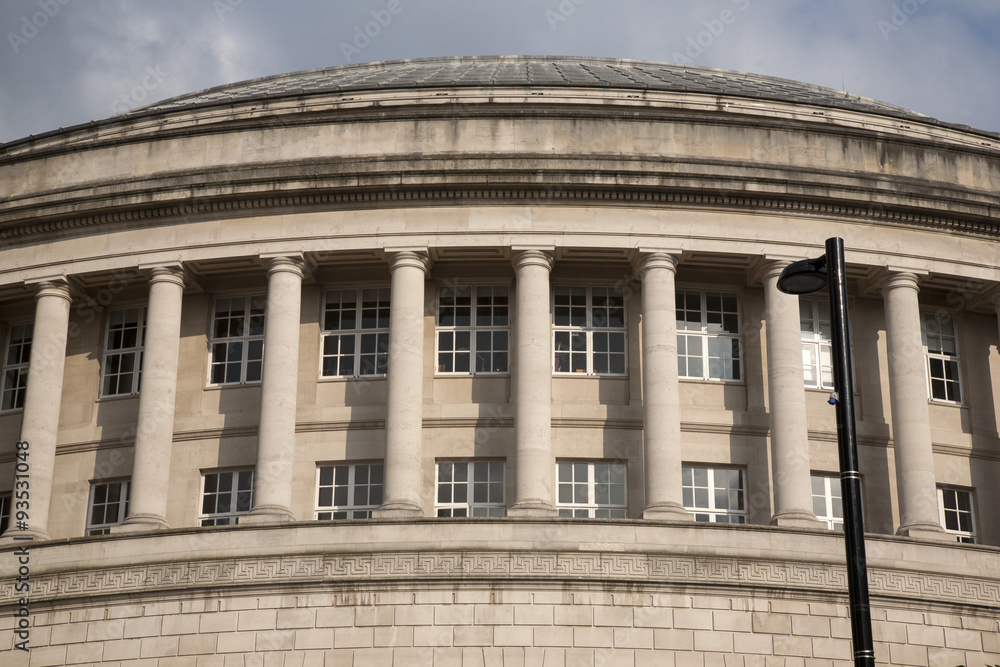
left=778, top=237, right=875, bottom=666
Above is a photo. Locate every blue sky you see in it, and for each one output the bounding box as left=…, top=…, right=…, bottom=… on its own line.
left=1, top=0, right=998, bottom=143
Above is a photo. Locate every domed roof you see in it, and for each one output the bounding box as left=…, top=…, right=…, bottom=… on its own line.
left=133, top=54, right=933, bottom=125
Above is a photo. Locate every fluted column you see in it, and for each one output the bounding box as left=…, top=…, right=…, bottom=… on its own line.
left=762, top=260, right=821, bottom=527
left=244, top=255, right=304, bottom=524
left=116, top=265, right=185, bottom=533
left=882, top=271, right=946, bottom=539
left=637, top=252, right=690, bottom=521
left=375, top=250, right=430, bottom=518
left=508, top=249, right=557, bottom=517
left=7, top=279, right=71, bottom=541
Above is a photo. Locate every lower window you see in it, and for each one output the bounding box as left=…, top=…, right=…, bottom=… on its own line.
left=86, top=480, right=130, bottom=535
left=556, top=461, right=627, bottom=518
left=201, top=469, right=254, bottom=526
left=811, top=474, right=844, bottom=531
left=938, top=486, right=976, bottom=543
left=0, top=493, right=10, bottom=534
left=682, top=465, right=746, bottom=523
left=316, top=463, right=384, bottom=519
left=436, top=460, right=506, bottom=517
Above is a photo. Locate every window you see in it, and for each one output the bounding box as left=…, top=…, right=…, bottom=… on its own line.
left=923, top=312, right=961, bottom=402
left=556, top=461, right=627, bottom=518
left=321, top=288, right=389, bottom=377
left=316, top=463, right=383, bottom=519
left=811, top=474, right=843, bottom=530
left=435, top=460, right=505, bottom=517
left=86, top=480, right=130, bottom=535
left=682, top=466, right=746, bottom=523
left=1, top=323, right=32, bottom=411
left=210, top=296, right=266, bottom=385
left=200, top=469, right=254, bottom=526
left=0, top=493, right=10, bottom=534
left=436, top=285, right=509, bottom=374
left=800, top=299, right=833, bottom=389
left=553, top=286, right=626, bottom=375
left=938, top=487, right=975, bottom=543
left=676, top=290, right=741, bottom=381
left=102, top=308, right=146, bottom=397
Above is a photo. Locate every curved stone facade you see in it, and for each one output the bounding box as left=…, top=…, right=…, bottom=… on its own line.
left=0, top=56, right=998, bottom=665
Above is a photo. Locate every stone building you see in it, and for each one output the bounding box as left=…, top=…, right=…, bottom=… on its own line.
left=0, top=56, right=998, bottom=666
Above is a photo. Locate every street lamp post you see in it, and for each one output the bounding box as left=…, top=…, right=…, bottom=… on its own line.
left=777, top=237, right=875, bottom=667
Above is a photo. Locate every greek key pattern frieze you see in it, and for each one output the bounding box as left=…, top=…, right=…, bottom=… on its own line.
left=3, top=550, right=997, bottom=608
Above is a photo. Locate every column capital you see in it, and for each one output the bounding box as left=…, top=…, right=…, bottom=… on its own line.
left=881, top=270, right=924, bottom=293
left=26, top=277, right=72, bottom=303
left=261, top=254, right=305, bottom=278
left=511, top=248, right=554, bottom=272
left=634, top=251, right=678, bottom=277
left=140, top=263, right=186, bottom=288
left=387, top=249, right=431, bottom=274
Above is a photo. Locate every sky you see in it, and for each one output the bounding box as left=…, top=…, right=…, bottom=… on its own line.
left=1, top=0, right=999, bottom=144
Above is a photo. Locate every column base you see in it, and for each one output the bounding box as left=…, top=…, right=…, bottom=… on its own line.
left=373, top=500, right=424, bottom=519
left=507, top=501, right=558, bottom=517
left=241, top=506, right=295, bottom=525
left=642, top=503, right=693, bottom=521
left=113, top=514, right=170, bottom=534
left=0, top=528, right=47, bottom=543
left=896, top=523, right=954, bottom=542
left=769, top=510, right=824, bottom=529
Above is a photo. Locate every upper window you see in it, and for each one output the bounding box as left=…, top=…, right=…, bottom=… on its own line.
left=923, top=312, right=961, bottom=403
left=102, top=307, right=146, bottom=397
left=435, top=460, right=506, bottom=517
left=86, top=480, right=130, bottom=535
left=682, top=465, right=746, bottom=523
left=800, top=299, right=833, bottom=390
left=0, top=493, right=10, bottom=534
left=676, top=290, right=741, bottom=381
left=200, top=469, right=254, bottom=526
left=556, top=461, right=627, bottom=518
left=436, top=285, right=509, bottom=374
left=938, top=487, right=975, bottom=543
left=316, top=462, right=384, bottom=519
left=553, top=286, right=626, bottom=375
left=322, top=288, right=389, bottom=378
left=811, top=473, right=843, bottom=531
left=210, top=296, right=266, bottom=385
left=1, top=323, right=32, bottom=411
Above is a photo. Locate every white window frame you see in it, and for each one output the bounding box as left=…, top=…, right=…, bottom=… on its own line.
left=1, top=322, right=32, bottom=412
left=321, top=287, right=390, bottom=378
left=316, top=462, right=384, bottom=519
left=556, top=460, right=628, bottom=518
left=435, top=284, right=510, bottom=375
left=676, top=289, right=742, bottom=382
left=101, top=307, right=146, bottom=397
left=811, top=473, right=844, bottom=531
left=209, top=295, right=266, bottom=386
left=86, top=479, right=130, bottom=535
left=800, top=298, right=834, bottom=390
left=435, top=460, right=506, bottom=517
left=0, top=492, right=10, bottom=534
left=922, top=311, right=961, bottom=403
left=200, top=469, right=255, bottom=526
left=552, top=285, right=627, bottom=376
left=682, top=465, right=746, bottom=523
left=937, top=486, right=976, bottom=544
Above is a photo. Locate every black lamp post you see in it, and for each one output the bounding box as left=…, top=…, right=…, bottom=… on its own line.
left=777, top=237, right=875, bottom=666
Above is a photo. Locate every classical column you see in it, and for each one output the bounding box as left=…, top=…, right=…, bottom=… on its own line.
left=116, top=265, right=185, bottom=532
left=762, top=260, right=821, bottom=527
left=508, top=249, right=557, bottom=516
left=637, top=252, right=691, bottom=520
left=882, top=271, right=946, bottom=539
left=375, top=250, right=430, bottom=518
left=9, top=279, right=71, bottom=541
left=244, top=255, right=304, bottom=524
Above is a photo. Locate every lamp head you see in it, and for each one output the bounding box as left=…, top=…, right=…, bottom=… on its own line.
left=777, top=256, right=828, bottom=295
